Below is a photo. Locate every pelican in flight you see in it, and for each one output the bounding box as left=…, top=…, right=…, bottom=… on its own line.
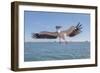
left=32, top=22, right=82, bottom=43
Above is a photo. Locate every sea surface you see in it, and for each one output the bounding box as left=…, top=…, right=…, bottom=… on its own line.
left=24, top=42, right=90, bottom=62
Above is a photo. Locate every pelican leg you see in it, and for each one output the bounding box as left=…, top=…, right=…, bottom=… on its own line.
left=58, top=34, right=62, bottom=43
left=59, top=37, right=62, bottom=43
left=59, top=33, right=67, bottom=44
left=62, top=34, right=67, bottom=44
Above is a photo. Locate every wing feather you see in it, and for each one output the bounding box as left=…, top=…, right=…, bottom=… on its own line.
left=32, top=31, right=58, bottom=39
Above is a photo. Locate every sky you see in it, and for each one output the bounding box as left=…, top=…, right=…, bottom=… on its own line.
left=24, top=11, right=90, bottom=42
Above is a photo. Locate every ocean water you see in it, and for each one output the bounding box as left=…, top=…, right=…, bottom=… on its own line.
left=24, top=42, right=90, bottom=62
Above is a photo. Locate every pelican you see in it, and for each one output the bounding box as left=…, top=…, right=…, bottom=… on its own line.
left=32, top=22, right=82, bottom=43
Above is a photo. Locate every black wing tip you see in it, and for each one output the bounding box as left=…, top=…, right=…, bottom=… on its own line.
left=76, top=22, right=83, bottom=30
left=32, top=33, right=39, bottom=38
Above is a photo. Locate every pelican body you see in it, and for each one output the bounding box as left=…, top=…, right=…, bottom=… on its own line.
left=32, top=22, right=82, bottom=42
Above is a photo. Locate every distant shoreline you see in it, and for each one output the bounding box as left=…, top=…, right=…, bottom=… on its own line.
left=25, top=41, right=90, bottom=43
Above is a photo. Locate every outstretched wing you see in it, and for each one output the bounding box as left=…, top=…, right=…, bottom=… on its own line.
left=32, top=31, right=58, bottom=39
left=62, top=22, right=82, bottom=37
left=32, top=22, right=82, bottom=39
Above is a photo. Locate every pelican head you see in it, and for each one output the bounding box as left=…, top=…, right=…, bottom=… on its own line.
left=56, top=26, right=62, bottom=30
